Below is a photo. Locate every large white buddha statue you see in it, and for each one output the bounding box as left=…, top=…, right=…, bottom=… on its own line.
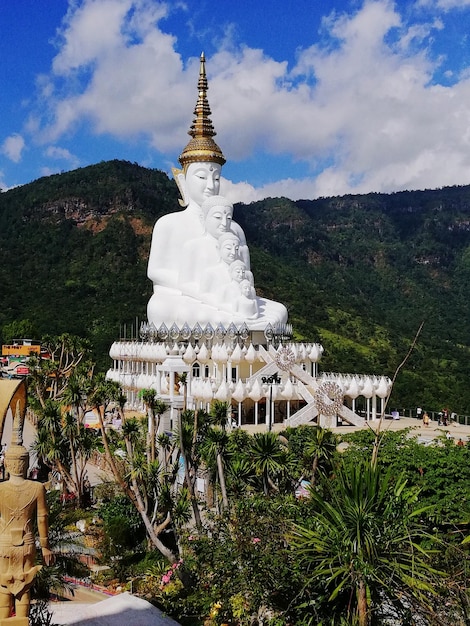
left=147, top=53, right=287, bottom=330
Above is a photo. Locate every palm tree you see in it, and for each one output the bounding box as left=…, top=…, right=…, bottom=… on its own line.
left=249, top=431, right=285, bottom=495
left=38, top=334, right=91, bottom=401
left=177, top=409, right=203, bottom=531
left=138, top=389, right=167, bottom=463
left=61, top=371, right=87, bottom=429
left=33, top=400, right=76, bottom=496
left=121, top=417, right=177, bottom=562
left=292, top=461, right=445, bottom=626
left=207, top=401, right=232, bottom=509
left=62, top=411, right=80, bottom=502
left=157, top=431, right=175, bottom=474
left=225, top=456, right=254, bottom=497
left=201, top=427, right=230, bottom=511
left=210, top=400, right=230, bottom=430
left=304, top=426, right=338, bottom=485
left=87, top=374, right=126, bottom=491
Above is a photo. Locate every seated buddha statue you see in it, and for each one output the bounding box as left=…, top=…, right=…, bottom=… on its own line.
left=146, top=53, right=287, bottom=330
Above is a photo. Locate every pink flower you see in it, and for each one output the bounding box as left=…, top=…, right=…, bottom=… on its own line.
left=161, top=574, right=171, bottom=584
left=252, top=537, right=261, bottom=544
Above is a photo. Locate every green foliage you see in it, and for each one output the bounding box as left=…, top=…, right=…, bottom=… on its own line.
left=49, top=419, right=468, bottom=626
left=175, top=497, right=308, bottom=626
left=292, top=460, right=446, bottom=625
left=0, top=160, right=176, bottom=369
left=33, top=491, right=89, bottom=603
left=284, top=424, right=339, bottom=481
left=2, top=318, right=38, bottom=343
left=98, top=496, right=146, bottom=557
left=341, top=429, right=470, bottom=525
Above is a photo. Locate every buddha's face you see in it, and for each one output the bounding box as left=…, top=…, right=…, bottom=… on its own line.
left=240, top=280, right=252, bottom=297
left=185, top=162, right=221, bottom=207
left=205, top=204, right=233, bottom=238
left=219, top=236, right=240, bottom=264
left=230, top=262, right=245, bottom=282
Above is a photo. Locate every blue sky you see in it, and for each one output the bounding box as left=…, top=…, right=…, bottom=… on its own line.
left=1, top=0, right=470, bottom=202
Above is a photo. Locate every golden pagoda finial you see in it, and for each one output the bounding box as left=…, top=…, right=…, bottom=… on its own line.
left=3, top=380, right=29, bottom=475
left=178, top=52, right=226, bottom=170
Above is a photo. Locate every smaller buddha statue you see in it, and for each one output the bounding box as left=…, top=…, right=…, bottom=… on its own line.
left=235, top=279, right=259, bottom=319
left=222, top=259, right=248, bottom=305
left=200, top=231, right=242, bottom=304
left=178, top=195, right=235, bottom=296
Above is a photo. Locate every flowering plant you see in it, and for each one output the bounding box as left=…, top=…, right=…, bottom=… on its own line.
left=160, top=558, right=183, bottom=590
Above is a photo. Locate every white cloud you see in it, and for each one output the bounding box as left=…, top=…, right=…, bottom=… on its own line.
left=40, top=166, right=60, bottom=178
left=1, top=134, right=25, bottom=163
left=418, top=0, right=470, bottom=9
left=30, top=0, right=470, bottom=198
left=39, top=0, right=189, bottom=149
left=52, top=0, right=169, bottom=74
left=45, top=145, right=80, bottom=168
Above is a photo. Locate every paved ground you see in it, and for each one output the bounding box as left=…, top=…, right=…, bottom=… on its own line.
left=53, top=585, right=110, bottom=604
left=331, top=415, right=470, bottom=443
left=243, top=414, right=470, bottom=443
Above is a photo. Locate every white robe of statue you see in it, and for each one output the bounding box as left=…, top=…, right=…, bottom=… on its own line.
left=179, top=197, right=236, bottom=297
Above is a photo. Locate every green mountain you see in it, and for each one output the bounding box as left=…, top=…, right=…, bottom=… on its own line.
left=1, top=160, right=469, bottom=413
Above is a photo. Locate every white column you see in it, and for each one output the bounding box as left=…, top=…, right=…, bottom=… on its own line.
left=169, top=372, right=175, bottom=400
left=372, top=394, right=377, bottom=420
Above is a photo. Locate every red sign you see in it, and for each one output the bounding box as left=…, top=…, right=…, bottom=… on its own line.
left=16, top=366, right=29, bottom=375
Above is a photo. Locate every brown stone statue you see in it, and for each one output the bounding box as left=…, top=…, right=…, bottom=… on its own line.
left=0, top=380, right=53, bottom=624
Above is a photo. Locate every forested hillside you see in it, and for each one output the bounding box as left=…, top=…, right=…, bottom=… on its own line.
left=1, top=160, right=469, bottom=412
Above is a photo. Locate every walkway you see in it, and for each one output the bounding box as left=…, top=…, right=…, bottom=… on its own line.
left=243, top=415, right=470, bottom=443
left=331, top=415, right=470, bottom=443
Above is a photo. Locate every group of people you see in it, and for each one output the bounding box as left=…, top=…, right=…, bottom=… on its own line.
left=418, top=406, right=453, bottom=427
left=417, top=407, right=468, bottom=445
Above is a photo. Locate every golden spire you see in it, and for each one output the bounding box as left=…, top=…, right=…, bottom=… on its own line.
left=178, top=52, right=226, bottom=169
left=4, top=380, right=29, bottom=472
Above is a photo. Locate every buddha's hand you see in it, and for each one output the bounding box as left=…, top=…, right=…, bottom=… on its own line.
left=42, top=547, right=55, bottom=566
